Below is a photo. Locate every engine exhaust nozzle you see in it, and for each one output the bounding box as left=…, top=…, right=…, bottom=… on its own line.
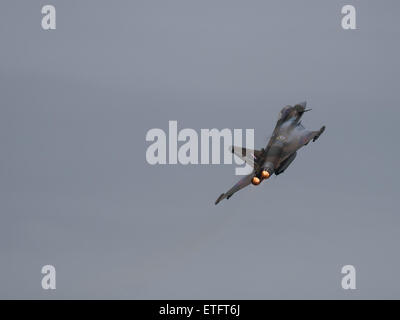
left=251, top=177, right=261, bottom=185
left=261, top=170, right=270, bottom=179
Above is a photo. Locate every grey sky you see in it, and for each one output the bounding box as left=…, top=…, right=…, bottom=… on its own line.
left=1, top=0, right=400, bottom=299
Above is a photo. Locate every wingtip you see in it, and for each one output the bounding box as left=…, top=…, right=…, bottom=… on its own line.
left=215, top=193, right=225, bottom=205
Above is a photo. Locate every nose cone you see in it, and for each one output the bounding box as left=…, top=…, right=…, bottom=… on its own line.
left=294, top=101, right=311, bottom=114
left=295, top=101, right=307, bottom=110
left=298, top=101, right=307, bottom=108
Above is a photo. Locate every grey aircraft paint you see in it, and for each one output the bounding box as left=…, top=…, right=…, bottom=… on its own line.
left=215, top=102, right=325, bottom=204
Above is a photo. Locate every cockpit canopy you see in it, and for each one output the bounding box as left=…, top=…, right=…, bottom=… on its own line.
left=278, top=105, right=293, bottom=121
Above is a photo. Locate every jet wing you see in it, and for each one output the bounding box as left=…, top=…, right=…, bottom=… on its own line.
left=301, top=126, right=326, bottom=145
left=230, top=146, right=262, bottom=168
left=215, top=173, right=253, bottom=205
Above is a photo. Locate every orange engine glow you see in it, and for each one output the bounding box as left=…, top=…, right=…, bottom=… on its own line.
left=251, top=177, right=261, bottom=185
left=261, top=170, right=270, bottom=179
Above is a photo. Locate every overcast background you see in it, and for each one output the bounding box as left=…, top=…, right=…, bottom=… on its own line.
left=1, top=0, right=399, bottom=299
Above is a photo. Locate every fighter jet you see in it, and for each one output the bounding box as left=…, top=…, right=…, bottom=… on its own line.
left=215, top=102, right=325, bottom=205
